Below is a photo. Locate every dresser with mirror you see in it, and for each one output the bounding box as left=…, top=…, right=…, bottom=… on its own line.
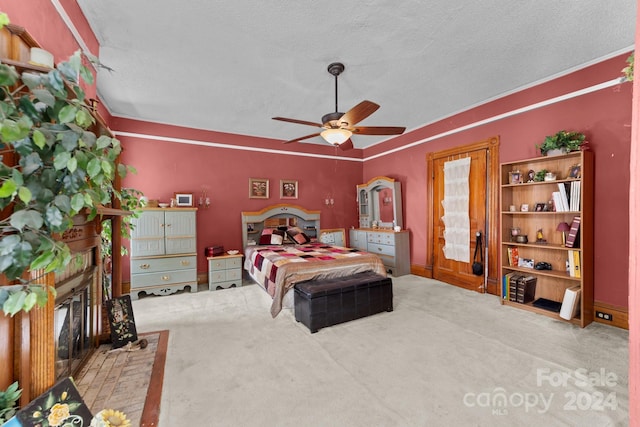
left=349, top=176, right=410, bottom=276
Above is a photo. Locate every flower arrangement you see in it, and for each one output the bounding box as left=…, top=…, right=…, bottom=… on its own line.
left=90, top=409, right=131, bottom=427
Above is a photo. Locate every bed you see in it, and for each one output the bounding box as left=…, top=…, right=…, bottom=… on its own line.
left=241, top=204, right=386, bottom=317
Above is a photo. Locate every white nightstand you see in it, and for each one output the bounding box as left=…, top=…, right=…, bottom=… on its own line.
left=207, top=254, right=243, bottom=290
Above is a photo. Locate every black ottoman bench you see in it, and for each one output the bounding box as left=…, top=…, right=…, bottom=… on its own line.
left=293, top=271, right=393, bottom=333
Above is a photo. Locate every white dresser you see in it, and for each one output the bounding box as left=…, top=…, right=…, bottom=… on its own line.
left=349, top=229, right=410, bottom=276
left=208, top=254, right=243, bottom=290
left=129, top=208, right=197, bottom=299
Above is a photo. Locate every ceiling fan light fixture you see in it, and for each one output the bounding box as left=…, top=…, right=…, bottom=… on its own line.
left=321, top=128, right=352, bottom=145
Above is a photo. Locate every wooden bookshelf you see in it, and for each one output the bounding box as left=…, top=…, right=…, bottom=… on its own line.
left=499, top=151, right=593, bottom=327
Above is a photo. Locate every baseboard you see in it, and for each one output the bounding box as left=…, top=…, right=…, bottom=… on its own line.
left=593, top=301, right=628, bottom=329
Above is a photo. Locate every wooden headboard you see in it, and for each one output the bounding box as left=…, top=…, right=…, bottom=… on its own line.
left=241, top=204, right=321, bottom=248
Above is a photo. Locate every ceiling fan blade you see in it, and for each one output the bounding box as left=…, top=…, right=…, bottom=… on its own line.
left=283, top=132, right=321, bottom=144
left=352, top=126, right=406, bottom=135
left=338, top=139, right=354, bottom=151
left=339, top=100, right=380, bottom=127
left=272, top=117, right=323, bottom=128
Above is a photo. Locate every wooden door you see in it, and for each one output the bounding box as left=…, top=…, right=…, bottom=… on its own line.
left=427, top=137, right=500, bottom=294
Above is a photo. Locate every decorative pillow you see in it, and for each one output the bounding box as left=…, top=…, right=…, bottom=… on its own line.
left=270, top=229, right=285, bottom=245
left=293, top=232, right=310, bottom=244
left=287, top=226, right=311, bottom=244
left=261, top=228, right=275, bottom=235
left=259, top=234, right=272, bottom=245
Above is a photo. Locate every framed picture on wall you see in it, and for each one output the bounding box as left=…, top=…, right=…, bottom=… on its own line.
left=249, top=178, right=269, bottom=199
left=280, top=179, right=298, bottom=199
left=174, top=192, right=194, bottom=207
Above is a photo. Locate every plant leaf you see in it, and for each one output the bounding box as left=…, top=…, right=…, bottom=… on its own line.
left=10, top=209, right=44, bottom=230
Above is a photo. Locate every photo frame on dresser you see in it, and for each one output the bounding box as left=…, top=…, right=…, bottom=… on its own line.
left=174, top=192, right=193, bottom=207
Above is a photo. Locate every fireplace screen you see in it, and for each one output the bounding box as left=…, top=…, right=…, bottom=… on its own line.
left=53, top=250, right=97, bottom=380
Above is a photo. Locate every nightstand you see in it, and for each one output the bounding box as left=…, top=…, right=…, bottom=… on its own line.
left=207, top=254, right=243, bottom=290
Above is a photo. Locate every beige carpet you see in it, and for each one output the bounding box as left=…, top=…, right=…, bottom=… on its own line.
left=131, top=275, right=629, bottom=426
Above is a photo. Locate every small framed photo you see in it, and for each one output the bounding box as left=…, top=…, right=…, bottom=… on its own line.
left=280, top=179, right=298, bottom=199
left=518, top=258, right=535, bottom=269
left=509, top=170, right=521, bottom=185
left=568, top=164, right=581, bottom=179
left=534, top=202, right=546, bottom=212
left=174, top=192, right=193, bottom=207
left=249, top=178, right=269, bottom=199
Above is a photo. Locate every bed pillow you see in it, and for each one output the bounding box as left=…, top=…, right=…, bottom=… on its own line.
left=270, top=229, right=285, bottom=245
left=286, top=227, right=311, bottom=244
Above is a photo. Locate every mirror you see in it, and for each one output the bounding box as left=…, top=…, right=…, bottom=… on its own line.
left=357, top=176, right=403, bottom=229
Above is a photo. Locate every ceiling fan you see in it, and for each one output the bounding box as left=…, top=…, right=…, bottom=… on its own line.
left=272, top=62, right=406, bottom=150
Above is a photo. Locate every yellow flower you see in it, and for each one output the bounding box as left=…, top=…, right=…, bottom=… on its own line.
left=47, top=403, right=70, bottom=426
left=101, top=409, right=131, bottom=427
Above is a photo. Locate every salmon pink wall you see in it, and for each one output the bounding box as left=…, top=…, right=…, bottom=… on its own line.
left=363, top=54, right=632, bottom=309
left=0, top=0, right=632, bottom=307
left=115, top=120, right=363, bottom=279
left=0, top=0, right=100, bottom=100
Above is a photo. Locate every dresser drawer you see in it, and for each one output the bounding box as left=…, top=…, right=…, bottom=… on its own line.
left=209, top=268, right=242, bottom=283
left=367, top=242, right=396, bottom=257
left=131, top=269, right=197, bottom=289
left=367, top=232, right=395, bottom=246
left=131, top=255, right=196, bottom=274
left=209, top=256, right=242, bottom=271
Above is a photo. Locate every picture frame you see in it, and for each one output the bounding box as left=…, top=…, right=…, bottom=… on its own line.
left=174, top=192, right=194, bottom=207
left=249, top=178, right=269, bottom=199
left=509, top=170, right=521, bottom=185
left=568, top=164, right=581, bottom=179
left=280, top=179, right=298, bottom=199
left=534, top=202, right=546, bottom=212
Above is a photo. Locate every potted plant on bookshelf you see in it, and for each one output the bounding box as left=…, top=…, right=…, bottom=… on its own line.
left=536, top=130, right=587, bottom=156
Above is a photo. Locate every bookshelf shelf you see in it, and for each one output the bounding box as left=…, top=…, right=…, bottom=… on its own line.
left=500, top=151, right=593, bottom=327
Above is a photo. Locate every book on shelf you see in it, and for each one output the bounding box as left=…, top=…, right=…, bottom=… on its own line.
left=559, top=285, right=582, bottom=320
left=503, top=272, right=516, bottom=300
left=573, top=250, right=581, bottom=278
left=516, top=275, right=537, bottom=304
left=552, top=191, right=565, bottom=212
left=557, top=183, right=570, bottom=211
left=568, top=250, right=576, bottom=278
left=565, top=216, right=581, bottom=248
left=507, top=246, right=519, bottom=267
left=570, top=181, right=581, bottom=211
left=508, top=274, right=521, bottom=302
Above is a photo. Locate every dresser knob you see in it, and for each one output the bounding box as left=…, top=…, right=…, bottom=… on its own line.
left=139, top=264, right=150, bottom=269
left=162, top=275, right=170, bottom=281
left=181, top=260, right=190, bottom=266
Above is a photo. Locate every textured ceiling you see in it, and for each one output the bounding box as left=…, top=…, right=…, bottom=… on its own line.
left=77, top=1, right=636, bottom=149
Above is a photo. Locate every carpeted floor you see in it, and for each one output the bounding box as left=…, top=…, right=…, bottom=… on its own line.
left=131, top=275, right=629, bottom=426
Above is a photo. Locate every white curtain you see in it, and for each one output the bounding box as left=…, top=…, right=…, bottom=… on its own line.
left=441, top=157, right=471, bottom=262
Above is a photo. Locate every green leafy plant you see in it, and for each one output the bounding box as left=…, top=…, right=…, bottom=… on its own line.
left=622, top=51, right=634, bottom=82
left=536, top=130, right=586, bottom=156
left=534, top=169, right=548, bottom=182
left=0, top=16, right=138, bottom=316
left=0, top=381, right=21, bottom=423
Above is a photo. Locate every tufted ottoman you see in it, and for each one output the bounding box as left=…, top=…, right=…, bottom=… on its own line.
left=293, top=271, right=393, bottom=333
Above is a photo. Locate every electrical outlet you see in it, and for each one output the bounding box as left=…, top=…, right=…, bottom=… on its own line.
left=596, top=311, right=613, bottom=321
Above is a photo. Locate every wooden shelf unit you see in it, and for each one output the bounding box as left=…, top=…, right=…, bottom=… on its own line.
left=499, top=151, right=593, bottom=327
